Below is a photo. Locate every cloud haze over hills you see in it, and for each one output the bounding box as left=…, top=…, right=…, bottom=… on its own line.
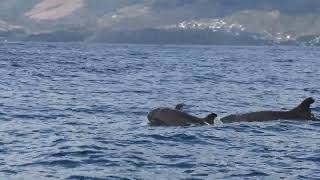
left=1, top=0, right=320, bottom=45
left=25, top=0, right=84, bottom=21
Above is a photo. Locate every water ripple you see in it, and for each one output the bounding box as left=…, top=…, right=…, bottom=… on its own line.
left=0, top=43, right=319, bottom=179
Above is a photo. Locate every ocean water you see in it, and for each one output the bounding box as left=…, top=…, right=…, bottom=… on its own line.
left=0, top=42, right=320, bottom=180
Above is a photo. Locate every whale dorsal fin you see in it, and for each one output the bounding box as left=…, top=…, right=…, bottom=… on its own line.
left=175, top=103, right=185, bottom=111
left=290, top=97, right=315, bottom=115
left=204, top=113, right=217, bottom=125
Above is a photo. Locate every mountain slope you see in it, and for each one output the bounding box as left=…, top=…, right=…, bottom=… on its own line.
left=25, top=0, right=84, bottom=21
left=1, top=0, right=320, bottom=45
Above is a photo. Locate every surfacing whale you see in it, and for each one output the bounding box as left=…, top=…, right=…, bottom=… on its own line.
left=221, top=97, right=318, bottom=123
left=148, top=104, right=217, bottom=126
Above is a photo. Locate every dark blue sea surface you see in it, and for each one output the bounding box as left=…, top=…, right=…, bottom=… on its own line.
left=0, top=42, right=320, bottom=179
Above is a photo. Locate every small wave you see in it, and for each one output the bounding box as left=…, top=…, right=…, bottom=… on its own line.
left=312, top=107, right=320, bottom=112
left=65, top=107, right=106, bottom=114
left=62, top=121, right=91, bottom=126
left=147, top=133, right=199, bottom=142
left=160, top=154, right=191, bottom=159
left=11, top=113, right=70, bottom=120
left=0, top=170, right=17, bottom=175
left=310, top=122, right=320, bottom=127
left=77, top=145, right=107, bottom=151
left=156, top=162, right=196, bottom=169
left=82, top=158, right=119, bottom=166
left=50, top=150, right=102, bottom=157
left=21, top=160, right=81, bottom=168
left=191, top=173, right=209, bottom=177
left=229, top=170, right=269, bottom=178
left=66, top=175, right=111, bottom=180
left=286, top=155, right=320, bottom=163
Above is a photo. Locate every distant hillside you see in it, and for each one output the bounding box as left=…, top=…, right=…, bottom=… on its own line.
left=0, top=19, right=25, bottom=40
left=25, top=0, right=84, bottom=21
left=1, top=0, right=320, bottom=45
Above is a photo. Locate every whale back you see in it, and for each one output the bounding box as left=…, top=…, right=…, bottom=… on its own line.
left=148, top=107, right=213, bottom=126
left=220, top=97, right=317, bottom=123
left=147, top=108, right=198, bottom=126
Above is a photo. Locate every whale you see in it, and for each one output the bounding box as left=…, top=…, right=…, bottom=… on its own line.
left=220, top=97, right=318, bottom=123
left=148, top=104, right=217, bottom=126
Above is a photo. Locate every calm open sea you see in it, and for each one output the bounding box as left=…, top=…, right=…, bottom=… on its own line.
left=0, top=42, right=320, bottom=179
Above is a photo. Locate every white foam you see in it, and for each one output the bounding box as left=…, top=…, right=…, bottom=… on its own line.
left=214, top=116, right=224, bottom=126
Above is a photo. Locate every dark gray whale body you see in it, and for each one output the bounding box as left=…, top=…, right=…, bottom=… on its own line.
left=148, top=104, right=217, bottom=126
left=221, top=97, right=318, bottom=123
